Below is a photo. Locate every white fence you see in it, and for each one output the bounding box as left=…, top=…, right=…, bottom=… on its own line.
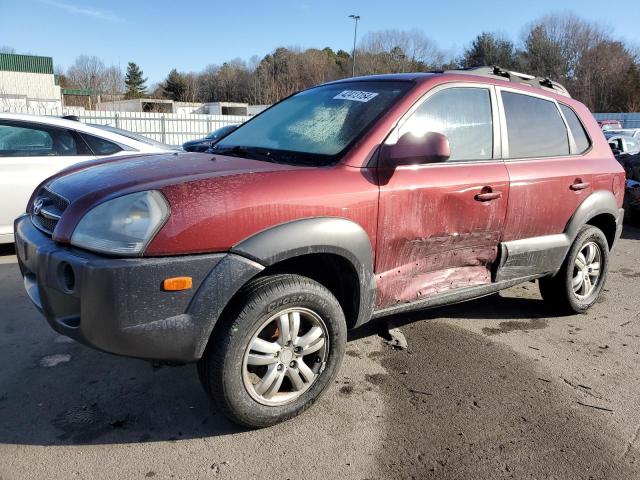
left=1, top=106, right=250, bottom=146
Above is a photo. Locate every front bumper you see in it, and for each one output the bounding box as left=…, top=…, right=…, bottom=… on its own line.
left=14, top=215, right=263, bottom=362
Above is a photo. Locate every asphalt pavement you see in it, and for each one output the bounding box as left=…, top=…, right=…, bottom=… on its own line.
left=1, top=225, right=639, bottom=479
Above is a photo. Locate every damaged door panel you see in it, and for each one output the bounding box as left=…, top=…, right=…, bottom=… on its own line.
left=375, top=163, right=509, bottom=308
left=374, top=84, right=509, bottom=309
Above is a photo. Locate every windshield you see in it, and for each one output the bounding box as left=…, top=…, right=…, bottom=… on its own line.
left=213, top=80, right=412, bottom=165
left=90, top=124, right=178, bottom=150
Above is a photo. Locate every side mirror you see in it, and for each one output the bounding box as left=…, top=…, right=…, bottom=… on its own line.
left=381, top=131, right=450, bottom=167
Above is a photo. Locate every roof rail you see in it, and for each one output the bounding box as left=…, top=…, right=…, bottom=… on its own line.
left=446, top=66, right=571, bottom=98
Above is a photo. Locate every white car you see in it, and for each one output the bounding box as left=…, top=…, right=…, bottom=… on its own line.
left=605, top=128, right=640, bottom=140
left=0, top=113, right=176, bottom=244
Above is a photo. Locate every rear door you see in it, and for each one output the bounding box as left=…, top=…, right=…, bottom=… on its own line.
left=375, top=83, right=509, bottom=309
left=0, top=120, right=94, bottom=239
left=496, top=89, right=594, bottom=279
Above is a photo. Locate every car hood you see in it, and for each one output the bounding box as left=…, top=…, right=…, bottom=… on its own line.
left=39, top=151, right=305, bottom=242
left=47, top=151, right=298, bottom=202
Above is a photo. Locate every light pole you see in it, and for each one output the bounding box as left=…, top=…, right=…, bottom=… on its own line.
left=348, top=14, right=360, bottom=77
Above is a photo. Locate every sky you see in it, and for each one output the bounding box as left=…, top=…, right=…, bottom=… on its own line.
left=0, top=0, right=637, bottom=85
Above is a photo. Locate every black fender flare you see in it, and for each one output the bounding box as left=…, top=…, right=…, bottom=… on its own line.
left=231, top=217, right=376, bottom=328
left=564, top=189, right=621, bottom=244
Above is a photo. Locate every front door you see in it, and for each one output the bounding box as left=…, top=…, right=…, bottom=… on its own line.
left=375, top=84, right=509, bottom=309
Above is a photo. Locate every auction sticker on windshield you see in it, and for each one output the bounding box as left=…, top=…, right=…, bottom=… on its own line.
left=333, top=90, right=379, bottom=102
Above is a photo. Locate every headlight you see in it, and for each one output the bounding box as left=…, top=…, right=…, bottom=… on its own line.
left=71, top=191, right=170, bottom=256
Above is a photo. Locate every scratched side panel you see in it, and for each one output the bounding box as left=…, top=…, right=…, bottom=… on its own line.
left=375, top=162, right=509, bottom=309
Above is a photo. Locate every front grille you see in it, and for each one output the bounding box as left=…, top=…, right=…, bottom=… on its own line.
left=30, top=187, right=69, bottom=236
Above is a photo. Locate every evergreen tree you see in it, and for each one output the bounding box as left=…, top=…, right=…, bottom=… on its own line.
left=163, top=69, right=187, bottom=101
left=462, top=32, right=518, bottom=69
left=124, top=62, right=147, bottom=98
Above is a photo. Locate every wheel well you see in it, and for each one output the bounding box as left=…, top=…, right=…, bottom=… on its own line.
left=586, top=213, right=617, bottom=249
left=257, top=253, right=361, bottom=329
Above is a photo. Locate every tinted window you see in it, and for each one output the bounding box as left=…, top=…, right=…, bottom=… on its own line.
left=0, top=122, right=78, bottom=157
left=80, top=133, right=122, bottom=155
left=502, top=92, right=569, bottom=158
left=399, top=87, right=493, bottom=161
left=559, top=104, right=590, bottom=154
left=215, top=81, right=411, bottom=165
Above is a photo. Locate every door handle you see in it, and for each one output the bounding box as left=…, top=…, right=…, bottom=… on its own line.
left=570, top=180, right=590, bottom=191
left=474, top=189, right=503, bottom=202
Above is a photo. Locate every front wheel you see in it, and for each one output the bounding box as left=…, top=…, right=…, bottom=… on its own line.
left=539, top=225, right=609, bottom=313
left=198, top=274, right=347, bottom=428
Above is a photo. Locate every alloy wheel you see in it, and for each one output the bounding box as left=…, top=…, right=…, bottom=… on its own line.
left=242, top=307, right=329, bottom=406
left=572, top=241, right=602, bottom=299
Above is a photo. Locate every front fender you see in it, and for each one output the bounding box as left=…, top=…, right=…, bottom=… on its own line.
left=231, top=217, right=376, bottom=327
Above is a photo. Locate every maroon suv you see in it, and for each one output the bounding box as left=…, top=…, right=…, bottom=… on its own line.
left=15, top=67, right=625, bottom=427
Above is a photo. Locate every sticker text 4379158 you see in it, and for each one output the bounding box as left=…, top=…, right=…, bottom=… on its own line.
left=333, top=90, right=379, bottom=103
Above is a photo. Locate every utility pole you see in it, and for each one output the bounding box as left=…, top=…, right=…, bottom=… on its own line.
left=349, top=14, right=360, bottom=77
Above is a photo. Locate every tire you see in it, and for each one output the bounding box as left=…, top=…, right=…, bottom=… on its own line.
left=538, top=225, right=609, bottom=314
left=198, top=274, right=347, bottom=428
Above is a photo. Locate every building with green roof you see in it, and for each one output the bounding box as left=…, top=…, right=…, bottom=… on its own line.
left=0, top=53, right=62, bottom=110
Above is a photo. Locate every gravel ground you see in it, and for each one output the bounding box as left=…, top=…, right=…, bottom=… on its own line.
left=0, top=224, right=639, bottom=479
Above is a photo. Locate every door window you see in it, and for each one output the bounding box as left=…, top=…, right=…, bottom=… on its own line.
left=0, top=122, right=78, bottom=157
left=501, top=91, right=569, bottom=158
left=559, top=104, right=591, bottom=154
left=398, top=87, right=493, bottom=161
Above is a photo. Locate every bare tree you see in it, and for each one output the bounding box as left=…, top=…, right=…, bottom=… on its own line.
left=520, top=13, right=605, bottom=80
left=102, top=65, right=124, bottom=101
left=358, top=29, right=446, bottom=74
left=66, top=55, right=107, bottom=92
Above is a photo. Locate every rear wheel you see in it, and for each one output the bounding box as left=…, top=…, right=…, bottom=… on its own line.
left=198, top=274, right=346, bottom=428
left=539, top=225, right=609, bottom=314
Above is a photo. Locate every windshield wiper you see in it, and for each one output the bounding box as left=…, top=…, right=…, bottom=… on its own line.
left=212, top=145, right=274, bottom=162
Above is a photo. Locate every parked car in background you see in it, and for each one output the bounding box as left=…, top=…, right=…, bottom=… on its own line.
left=598, top=119, right=623, bottom=131
left=624, top=179, right=640, bottom=223
left=605, top=133, right=640, bottom=156
left=15, top=67, right=625, bottom=428
left=89, top=124, right=182, bottom=152
left=0, top=113, right=176, bottom=244
left=604, top=128, right=640, bottom=140
left=182, top=124, right=238, bottom=152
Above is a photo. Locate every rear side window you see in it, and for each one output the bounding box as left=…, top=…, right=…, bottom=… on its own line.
left=559, top=104, right=590, bottom=154
left=0, top=121, right=78, bottom=157
left=80, top=133, right=122, bottom=156
left=501, top=91, right=569, bottom=159
left=399, top=87, right=493, bottom=161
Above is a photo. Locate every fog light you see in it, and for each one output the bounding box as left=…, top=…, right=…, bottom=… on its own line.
left=60, top=262, right=75, bottom=293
